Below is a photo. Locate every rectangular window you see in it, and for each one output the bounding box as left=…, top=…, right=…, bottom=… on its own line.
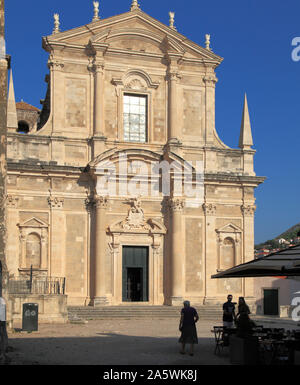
left=123, top=94, right=147, bottom=143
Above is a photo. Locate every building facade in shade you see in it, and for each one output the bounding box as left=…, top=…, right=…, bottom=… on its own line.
left=6, top=2, right=265, bottom=306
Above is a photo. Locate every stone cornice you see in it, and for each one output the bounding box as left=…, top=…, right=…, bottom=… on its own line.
left=204, top=173, right=266, bottom=185
left=7, top=161, right=84, bottom=174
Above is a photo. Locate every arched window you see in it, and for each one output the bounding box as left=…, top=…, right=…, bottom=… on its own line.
left=17, top=120, right=30, bottom=134
left=220, top=237, right=235, bottom=270
left=26, top=233, right=41, bottom=269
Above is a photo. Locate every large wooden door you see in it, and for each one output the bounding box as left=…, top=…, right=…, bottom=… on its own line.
left=122, top=246, right=148, bottom=302
left=263, top=289, right=279, bottom=316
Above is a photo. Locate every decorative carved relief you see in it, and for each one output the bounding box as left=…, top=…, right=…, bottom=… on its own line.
left=109, top=198, right=166, bottom=234
left=125, top=78, right=147, bottom=91
left=112, top=69, right=160, bottom=89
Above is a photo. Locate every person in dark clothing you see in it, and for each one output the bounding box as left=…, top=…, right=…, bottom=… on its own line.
left=179, top=300, right=199, bottom=356
left=236, top=312, right=256, bottom=338
left=223, top=294, right=236, bottom=328
left=236, top=297, right=251, bottom=319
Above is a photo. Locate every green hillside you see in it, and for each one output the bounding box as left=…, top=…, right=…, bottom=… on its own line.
left=255, top=222, right=300, bottom=249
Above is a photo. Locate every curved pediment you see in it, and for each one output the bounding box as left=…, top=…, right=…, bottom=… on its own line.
left=88, top=147, right=198, bottom=176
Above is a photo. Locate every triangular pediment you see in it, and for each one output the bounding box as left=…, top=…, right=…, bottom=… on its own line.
left=216, top=223, right=242, bottom=234
left=43, top=9, right=222, bottom=64
left=18, top=217, right=48, bottom=228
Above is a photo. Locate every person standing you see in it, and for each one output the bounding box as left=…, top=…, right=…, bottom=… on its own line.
left=236, top=297, right=251, bottom=319
left=178, top=300, right=199, bottom=356
left=222, top=294, right=236, bottom=328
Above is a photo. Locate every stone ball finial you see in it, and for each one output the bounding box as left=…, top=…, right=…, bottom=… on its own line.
left=169, top=11, right=176, bottom=30
left=93, top=1, right=100, bottom=22
left=53, top=13, right=60, bottom=34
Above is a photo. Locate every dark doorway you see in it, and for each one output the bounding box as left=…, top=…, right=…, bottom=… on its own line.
left=122, top=246, right=148, bottom=302
left=127, top=268, right=143, bottom=302
left=263, top=289, right=279, bottom=316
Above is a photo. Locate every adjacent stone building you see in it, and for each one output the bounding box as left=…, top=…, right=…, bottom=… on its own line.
left=6, top=1, right=264, bottom=307
left=0, top=0, right=8, bottom=298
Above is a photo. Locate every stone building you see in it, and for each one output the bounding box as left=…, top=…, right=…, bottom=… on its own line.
left=0, top=0, right=8, bottom=298
left=6, top=1, right=264, bottom=308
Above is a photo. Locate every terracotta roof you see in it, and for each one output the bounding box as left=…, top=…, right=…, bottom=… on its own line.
left=16, top=101, right=40, bottom=112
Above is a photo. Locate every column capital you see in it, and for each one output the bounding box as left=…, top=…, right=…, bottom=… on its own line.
left=6, top=194, right=19, bottom=208
left=94, top=195, right=108, bottom=210
left=48, top=56, right=64, bottom=71
left=93, top=62, right=105, bottom=74
left=48, top=196, right=64, bottom=209
left=168, top=197, right=185, bottom=212
left=202, top=203, right=217, bottom=216
left=203, top=74, right=218, bottom=86
left=166, top=70, right=182, bottom=82
left=241, top=204, right=256, bottom=216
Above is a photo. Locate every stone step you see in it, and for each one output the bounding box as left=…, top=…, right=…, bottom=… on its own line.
left=67, top=305, right=223, bottom=320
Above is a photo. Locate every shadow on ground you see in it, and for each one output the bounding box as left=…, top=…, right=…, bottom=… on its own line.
left=7, top=333, right=230, bottom=365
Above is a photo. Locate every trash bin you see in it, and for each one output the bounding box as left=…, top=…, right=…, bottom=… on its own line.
left=22, top=303, right=38, bottom=332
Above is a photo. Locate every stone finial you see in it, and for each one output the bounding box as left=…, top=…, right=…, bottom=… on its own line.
left=239, top=93, right=253, bottom=149
left=131, top=0, right=140, bottom=11
left=205, top=34, right=211, bottom=50
left=169, top=12, right=176, bottom=30
left=7, top=70, right=18, bottom=130
left=92, top=1, right=100, bottom=22
left=53, top=13, right=60, bottom=34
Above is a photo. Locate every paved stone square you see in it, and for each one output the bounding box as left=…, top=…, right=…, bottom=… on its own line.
left=6, top=319, right=231, bottom=365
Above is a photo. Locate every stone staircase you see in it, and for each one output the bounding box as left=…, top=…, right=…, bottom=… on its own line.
left=67, top=305, right=223, bottom=321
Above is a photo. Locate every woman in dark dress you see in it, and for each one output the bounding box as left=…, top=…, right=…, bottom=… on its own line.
left=178, top=300, right=199, bottom=356
left=236, top=297, right=251, bottom=319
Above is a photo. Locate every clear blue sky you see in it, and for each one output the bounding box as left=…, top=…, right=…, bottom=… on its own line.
left=4, top=0, right=300, bottom=244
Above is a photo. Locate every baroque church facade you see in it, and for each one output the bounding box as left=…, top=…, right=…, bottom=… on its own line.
left=5, top=1, right=264, bottom=307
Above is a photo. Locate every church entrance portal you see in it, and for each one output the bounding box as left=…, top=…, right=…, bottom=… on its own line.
left=122, top=246, right=148, bottom=302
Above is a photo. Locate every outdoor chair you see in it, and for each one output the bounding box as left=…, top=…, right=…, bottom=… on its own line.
left=213, top=326, right=228, bottom=355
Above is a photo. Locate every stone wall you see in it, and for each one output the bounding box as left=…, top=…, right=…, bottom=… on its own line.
left=7, top=294, right=68, bottom=327
left=0, top=0, right=8, bottom=296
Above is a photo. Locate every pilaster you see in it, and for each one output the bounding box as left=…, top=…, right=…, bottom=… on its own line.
left=93, top=195, right=109, bottom=306
left=168, top=197, right=185, bottom=306
left=167, top=62, right=182, bottom=144
left=203, top=72, right=217, bottom=145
